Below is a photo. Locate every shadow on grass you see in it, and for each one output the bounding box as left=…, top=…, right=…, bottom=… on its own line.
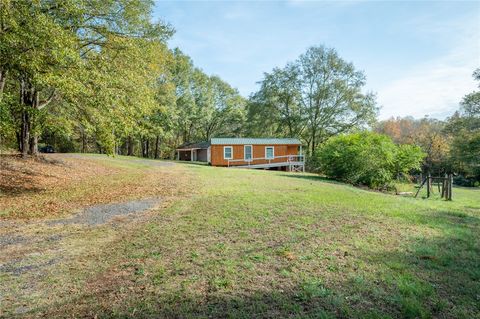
left=35, top=282, right=380, bottom=318
left=174, top=160, right=210, bottom=167
left=0, top=155, right=65, bottom=195
left=283, top=173, right=348, bottom=186
left=367, top=210, right=480, bottom=318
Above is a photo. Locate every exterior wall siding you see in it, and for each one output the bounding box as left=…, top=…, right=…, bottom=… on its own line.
left=210, top=144, right=299, bottom=166
left=197, top=149, right=208, bottom=162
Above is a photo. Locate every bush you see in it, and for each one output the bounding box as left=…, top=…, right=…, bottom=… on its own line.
left=314, top=132, right=425, bottom=189
left=393, top=144, right=425, bottom=177
left=453, top=175, right=480, bottom=187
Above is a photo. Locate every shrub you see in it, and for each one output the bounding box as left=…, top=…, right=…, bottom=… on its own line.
left=393, top=144, right=425, bottom=177
left=314, top=132, right=425, bottom=189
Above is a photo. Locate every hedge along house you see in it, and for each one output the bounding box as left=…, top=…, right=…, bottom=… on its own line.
left=176, top=138, right=304, bottom=171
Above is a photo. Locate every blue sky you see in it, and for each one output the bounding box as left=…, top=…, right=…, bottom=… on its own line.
left=153, top=1, right=480, bottom=119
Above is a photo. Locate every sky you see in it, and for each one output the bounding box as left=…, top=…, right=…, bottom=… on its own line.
left=153, top=0, right=480, bottom=120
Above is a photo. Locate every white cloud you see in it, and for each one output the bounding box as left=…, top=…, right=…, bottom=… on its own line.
left=377, top=14, right=480, bottom=120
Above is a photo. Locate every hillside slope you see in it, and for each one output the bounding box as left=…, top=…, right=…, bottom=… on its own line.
left=1, top=155, right=479, bottom=318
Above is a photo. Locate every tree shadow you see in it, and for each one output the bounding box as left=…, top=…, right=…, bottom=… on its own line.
left=174, top=160, right=210, bottom=167
left=34, top=280, right=382, bottom=318
left=0, top=154, right=65, bottom=195
left=283, top=173, right=348, bottom=186
left=365, top=210, right=480, bottom=318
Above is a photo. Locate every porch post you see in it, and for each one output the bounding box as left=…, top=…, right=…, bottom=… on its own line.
left=190, top=149, right=193, bottom=162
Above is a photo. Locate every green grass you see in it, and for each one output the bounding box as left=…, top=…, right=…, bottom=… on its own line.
left=4, top=158, right=480, bottom=318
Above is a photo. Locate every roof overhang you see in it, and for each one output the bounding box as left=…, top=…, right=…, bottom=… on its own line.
left=210, top=138, right=301, bottom=145
left=176, top=148, right=202, bottom=151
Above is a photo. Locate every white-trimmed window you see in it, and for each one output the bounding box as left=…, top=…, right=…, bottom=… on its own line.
left=244, top=145, right=252, bottom=161
left=224, top=146, right=233, bottom=159
left=265, top=146, right=274, bottom=159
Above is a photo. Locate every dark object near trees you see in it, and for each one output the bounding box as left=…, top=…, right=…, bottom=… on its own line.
left=453, top=175, right=480, bottom=187
left=39, top=145, right=54, bottom=153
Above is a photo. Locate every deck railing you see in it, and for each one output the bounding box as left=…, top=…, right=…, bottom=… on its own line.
left=227, top=154, right=304, bottom=167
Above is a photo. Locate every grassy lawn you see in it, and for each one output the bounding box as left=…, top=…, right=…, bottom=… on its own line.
left=1, top=155, right=479, bottom=318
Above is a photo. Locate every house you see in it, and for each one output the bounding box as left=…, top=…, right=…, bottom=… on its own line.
left=176, top=138, right=304, bottom=171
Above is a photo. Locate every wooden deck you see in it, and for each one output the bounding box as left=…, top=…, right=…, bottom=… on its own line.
left=227, top=155, right=305, bottom=172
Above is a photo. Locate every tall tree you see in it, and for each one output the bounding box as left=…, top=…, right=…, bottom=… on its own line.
left=1, top=0, right=172, bottom=156
left=446, top=68, right=480, bottom=181
left=248, top=45, right=378, bottom=154
left=247, top=64, right=303, bottom=138
left=298, top=46, right=378, bottom=154
left=197, top=75, right=246, bottom=140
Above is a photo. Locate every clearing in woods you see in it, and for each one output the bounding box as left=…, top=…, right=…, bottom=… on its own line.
left=0, top=154, right=479, bottom=318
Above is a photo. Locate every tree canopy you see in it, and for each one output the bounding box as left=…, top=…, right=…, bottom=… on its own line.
left=0, top=0, right=245, bottom=158
left=0, top=2, right=477, bottom=189
left=248, top=46, right=378, bottom=154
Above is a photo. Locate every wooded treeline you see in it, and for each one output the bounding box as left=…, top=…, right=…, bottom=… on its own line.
left=0, top=0, right=246, bottom=159
left=0, top=0, right=379, bottom=159
left=0, top=1, right=478, bottom=185
left=375, top=70, right=480, bottom=185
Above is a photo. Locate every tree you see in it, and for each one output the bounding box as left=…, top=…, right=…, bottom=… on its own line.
left=168, top=49, right=246, bottom=148
left=0, top=0, right=173, bottom=156
left=376, top=117, right=451, bottom=174
left=393, top=144, right=425, bottom=178
left=446, top=68, right=480, bottom=182
left=247, top=64, right=303, bottom=138
left=197, top=75, right=246, bottom=140
left=249, top=45, right=378, bottom=154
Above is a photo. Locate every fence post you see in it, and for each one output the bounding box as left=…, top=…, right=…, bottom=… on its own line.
left=448, top=174, right=453, bottom=201
left=441, top=174, right=447, bottom=198
left=427, top=173, right=431, bottom=198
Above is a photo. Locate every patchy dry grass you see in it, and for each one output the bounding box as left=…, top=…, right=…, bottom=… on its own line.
left=1, top=157, right=479, bottom=318
left=0, top=154, right=187, bottom=219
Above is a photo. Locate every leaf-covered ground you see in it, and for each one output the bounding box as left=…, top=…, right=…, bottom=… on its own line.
left=1, top=154, right=479, bottom=318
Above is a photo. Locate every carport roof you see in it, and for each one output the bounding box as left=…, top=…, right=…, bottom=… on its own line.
left=176, top=141, right=210, bottom=150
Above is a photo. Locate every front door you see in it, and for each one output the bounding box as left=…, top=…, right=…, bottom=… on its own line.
left=244, top=145, right=252, bottom=161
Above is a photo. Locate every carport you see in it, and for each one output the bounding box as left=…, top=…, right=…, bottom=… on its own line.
left=175, top=141, right=210, bottom=162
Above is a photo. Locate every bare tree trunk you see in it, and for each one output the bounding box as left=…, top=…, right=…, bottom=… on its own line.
left=19, top=79, right=29, bottom=158
left=21, top=110, right=29, bottom=158
left=81, top=128, right=87, bottom=153
left=29, top=91, right=39, bottom=156
left=29, top=136, right=38, bottom=156
left=0, top=69, right=6, bottom=101
left=18, top=79, right=42, bottom=157
left=16, top=132, right=22, bottom=152
left=154, top=136, right=159, bottom=159
left=141, top=139, right=145, bottom=157
left=310, top=127, right=316, bottom=155
left=127, top=136, right=134, bottom=156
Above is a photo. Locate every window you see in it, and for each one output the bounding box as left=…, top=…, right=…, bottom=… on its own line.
left=265, top=146, right=274, bottom=159
left=244, top=145, right=252, bottom=161
left=224, top=146, right=233, bottom=159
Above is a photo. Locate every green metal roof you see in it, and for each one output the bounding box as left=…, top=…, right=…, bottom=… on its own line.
left=210, top=138, right=301, bottom=145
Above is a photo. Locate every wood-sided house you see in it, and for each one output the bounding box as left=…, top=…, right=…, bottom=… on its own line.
left=176, top=138, right=304, bottom=171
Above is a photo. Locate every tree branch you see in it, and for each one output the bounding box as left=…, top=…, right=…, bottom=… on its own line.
left=38, top=90, right=57, bottom=110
